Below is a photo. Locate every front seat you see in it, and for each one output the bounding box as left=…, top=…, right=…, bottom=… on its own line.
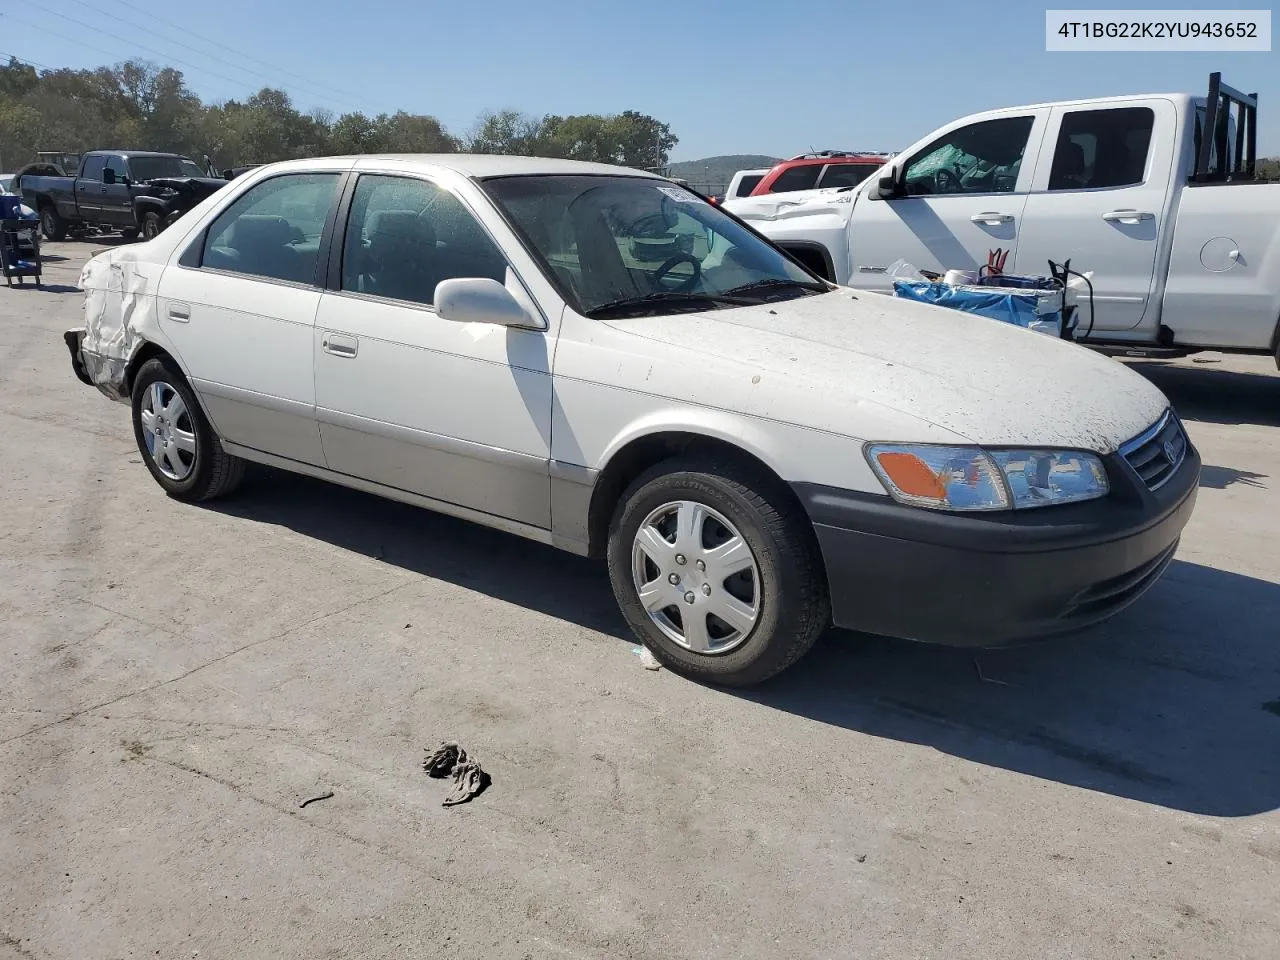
left=365, top=210, right=439, bottom=304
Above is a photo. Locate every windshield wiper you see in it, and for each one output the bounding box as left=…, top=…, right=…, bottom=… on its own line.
left=584, top=291, right=754, bottom=318
left=723, top=278, right=830, bottom=298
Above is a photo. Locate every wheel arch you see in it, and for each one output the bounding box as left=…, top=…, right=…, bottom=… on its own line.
left=584, top=424, right=806, bottom=559
left=774, top=241, right=836, bottom=283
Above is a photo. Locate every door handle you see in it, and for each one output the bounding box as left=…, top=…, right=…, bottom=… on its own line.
left=1102, top=209, right=1154, bottom=224
left=167, top=302, right=191, bottom=322
left=321, top=333, right=359, bottom=358
left=970, top=212, right=1014, bottom=225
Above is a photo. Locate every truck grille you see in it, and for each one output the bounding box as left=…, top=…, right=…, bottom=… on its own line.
left=1120, top=410, right=1187, bottom=490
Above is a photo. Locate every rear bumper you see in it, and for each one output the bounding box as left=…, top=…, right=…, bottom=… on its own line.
left=794, top=443, right=1200, bottom=647
left=64, top=327, right=128, bottom=402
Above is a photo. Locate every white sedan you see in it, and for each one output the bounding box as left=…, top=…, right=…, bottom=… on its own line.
left=66, top=154, right=1199, bottom=686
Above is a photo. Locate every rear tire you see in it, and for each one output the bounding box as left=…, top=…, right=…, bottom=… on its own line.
left=131, top=357, right=245, bottom=502
left=607, top=456, right=829, bottom=687
left=39, top=205, right=66, bottom=242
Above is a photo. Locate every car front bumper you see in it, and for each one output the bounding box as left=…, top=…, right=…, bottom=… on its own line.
left=793, top=440, right=1200, bottom=647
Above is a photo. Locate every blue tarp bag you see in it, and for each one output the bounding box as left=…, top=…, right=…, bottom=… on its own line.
left=893, top=279, right=1061, bottom=336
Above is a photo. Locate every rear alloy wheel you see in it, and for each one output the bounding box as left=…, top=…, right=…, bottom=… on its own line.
left=607, top=457, right=830, bottom=686
left=140, top=211, right=163, bottom=241
left=131, top=357, right=245, bottom=502
left=40, top=206, right=66, bottom=241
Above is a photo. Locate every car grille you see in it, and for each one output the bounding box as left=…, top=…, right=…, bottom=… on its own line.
left=1120, top=410, right=1188, bottom=490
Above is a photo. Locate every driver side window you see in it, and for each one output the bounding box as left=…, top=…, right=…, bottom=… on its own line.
left=902, top=116, right=1035, bottom=197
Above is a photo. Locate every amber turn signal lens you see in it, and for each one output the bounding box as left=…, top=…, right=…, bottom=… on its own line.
left=874, top=451, right=947, bottom=499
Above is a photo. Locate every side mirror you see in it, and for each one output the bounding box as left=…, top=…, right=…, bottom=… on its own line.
left=434, top=278, right=534, bottom=328
left=102, top=168, right=116, bottom=185
left=869, top=167, right=904, bottom=201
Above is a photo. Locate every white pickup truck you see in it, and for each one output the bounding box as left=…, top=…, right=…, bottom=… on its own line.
left=726, top=74, right=1280, bottom=365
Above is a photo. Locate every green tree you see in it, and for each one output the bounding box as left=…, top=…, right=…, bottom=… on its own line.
left=0, top=54, right=676, bottom=173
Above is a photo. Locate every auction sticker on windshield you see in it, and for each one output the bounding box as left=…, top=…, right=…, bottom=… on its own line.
left=658, top=186, right=701, bottom=203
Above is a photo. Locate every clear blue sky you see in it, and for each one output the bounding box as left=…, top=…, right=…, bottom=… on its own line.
left=6, top=0, right=1278, bottom=159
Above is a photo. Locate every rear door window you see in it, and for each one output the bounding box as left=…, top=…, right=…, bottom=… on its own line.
left=201, top=173, right=341, bottom=284
left=818, top=163, right=878, bottom=189
left=1048, top=107, right=1155, bottom=190
left=767, top=165, right=822, bottom=193
left=80, top=155, right=106, bottom=181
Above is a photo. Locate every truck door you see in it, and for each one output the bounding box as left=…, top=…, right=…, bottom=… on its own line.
left=848, top=110, right=1049, bottom=291
left=101, top=155, right=135, bottom=226
left=75, top=155, right=106, bottom=219
left=1013, top=99, right=1176, bottom=334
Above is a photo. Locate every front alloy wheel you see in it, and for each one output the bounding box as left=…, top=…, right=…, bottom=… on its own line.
left=630, top=500, right=760, bottom=654
left=607, top=457, right=830, bottom=686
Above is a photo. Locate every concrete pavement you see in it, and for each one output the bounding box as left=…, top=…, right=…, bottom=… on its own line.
left=2, top=241, right=1278, bottom=959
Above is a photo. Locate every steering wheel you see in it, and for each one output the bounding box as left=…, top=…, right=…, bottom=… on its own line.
left=935, top=168, right=963, bottom=193
left=653, top=253, right=701, bottom=292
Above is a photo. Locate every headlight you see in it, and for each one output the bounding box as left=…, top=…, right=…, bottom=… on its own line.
left=866, top=444, right=1109, bottom=512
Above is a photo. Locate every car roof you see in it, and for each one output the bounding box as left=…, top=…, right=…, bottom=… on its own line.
left=86, top=150, right=194, bottom=159
left=777, top=155, right=887, bottom=167
left=265, top=154, right=665, bottom=180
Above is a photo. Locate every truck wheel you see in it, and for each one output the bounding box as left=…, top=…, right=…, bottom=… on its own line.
left=39, top=206, right=67, bottom=242
left=140, top=212, right=163, bottom=241
left=131, top=357, right=245, bottom=503
left=607, top=456, right=830, bottom=687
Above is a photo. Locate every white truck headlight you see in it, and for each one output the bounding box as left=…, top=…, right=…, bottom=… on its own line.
left=866, top=444, right=1109, bottom=512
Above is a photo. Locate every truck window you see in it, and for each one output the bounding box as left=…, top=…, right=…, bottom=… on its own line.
left=1048, top=107, right=1154, bottom=191
left=902, top=116, right=1034, bottom=196
left=768, top=165, right=821, bottom=193
left=818, top=163, right=877, bottom=189
left=104, top=156, right=127, bottom=183
left=733, top=174, right=764, bottom=197
left=81, top=155, right=106, bottom=181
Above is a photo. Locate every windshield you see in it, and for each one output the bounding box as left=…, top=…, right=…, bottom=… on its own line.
left=482, top=175, right=826, bottom=317
left=129, top=156, right=206, bottom=181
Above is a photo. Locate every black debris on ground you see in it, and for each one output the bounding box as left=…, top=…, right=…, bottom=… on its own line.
left=423, top=741, right=491, bottom=806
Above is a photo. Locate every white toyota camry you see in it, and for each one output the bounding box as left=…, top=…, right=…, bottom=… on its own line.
left=65, top=154, right=1199, bottom=686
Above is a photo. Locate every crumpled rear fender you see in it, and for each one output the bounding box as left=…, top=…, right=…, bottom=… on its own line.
left=72, top=249, right=169, bottom=403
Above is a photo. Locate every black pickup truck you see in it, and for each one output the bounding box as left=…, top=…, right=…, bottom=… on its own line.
left=21, top=150, right=231, bottom=242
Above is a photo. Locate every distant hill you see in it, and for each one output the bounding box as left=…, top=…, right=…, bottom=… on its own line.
left=665, top=154, right=781, bottom=193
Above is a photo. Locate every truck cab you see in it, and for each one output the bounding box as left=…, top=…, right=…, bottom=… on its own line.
left=729, top=74, right=1279, bottom=364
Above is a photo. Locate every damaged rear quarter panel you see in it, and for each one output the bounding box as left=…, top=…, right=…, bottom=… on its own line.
left=78, top=248, right=172, bottom=402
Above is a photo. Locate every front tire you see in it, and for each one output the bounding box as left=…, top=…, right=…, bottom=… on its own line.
left=140, top=212, right=162, bottom=241
left=607, top=457, right=830, bottom=686
left=131, top=357, right=245, bottom=502
left=40, top=206, right=66, bottom=241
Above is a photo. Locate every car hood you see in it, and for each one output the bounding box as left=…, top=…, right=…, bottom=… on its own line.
left=603, top=290, right=1169, bottom=454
